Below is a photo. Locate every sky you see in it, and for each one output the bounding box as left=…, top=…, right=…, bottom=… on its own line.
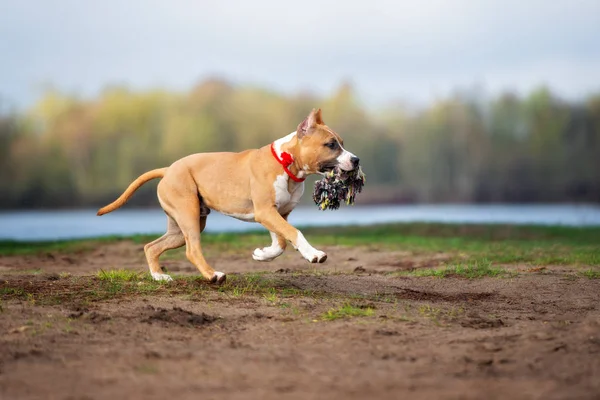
left=1, top=0, right=600, bottom=109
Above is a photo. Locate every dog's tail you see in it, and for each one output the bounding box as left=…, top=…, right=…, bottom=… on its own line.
left=97, top=168, right=167, bottom=216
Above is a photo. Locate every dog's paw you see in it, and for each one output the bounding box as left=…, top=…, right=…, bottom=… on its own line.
left=210, top=271, right=226, bottom=285
left=252, top=246, right=283, bottom=262
left=305, top=249, right=327, bottom=264
left=151, top=272, right=173, bottom=282
left=295, top=232, right=327, bottom=264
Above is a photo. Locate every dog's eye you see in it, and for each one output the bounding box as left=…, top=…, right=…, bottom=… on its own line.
left=325, top=142, right=338, bottom=150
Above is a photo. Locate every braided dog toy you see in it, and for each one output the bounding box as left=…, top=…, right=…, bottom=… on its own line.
left=313, top=167, right=366, bottom=210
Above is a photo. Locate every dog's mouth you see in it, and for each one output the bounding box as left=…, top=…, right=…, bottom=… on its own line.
left=318, top=164, right=363, bottom=179
left=318, top=162, right=337, bottom=175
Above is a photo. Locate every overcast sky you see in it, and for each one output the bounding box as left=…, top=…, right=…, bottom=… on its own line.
left=1, top=0, right=599, bottom=109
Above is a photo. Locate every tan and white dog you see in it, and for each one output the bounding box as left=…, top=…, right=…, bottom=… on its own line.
left=97, top=109, right=359, bottom=284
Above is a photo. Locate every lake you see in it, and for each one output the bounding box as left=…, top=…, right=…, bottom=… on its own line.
left=1, top=204, right=600, bottom=241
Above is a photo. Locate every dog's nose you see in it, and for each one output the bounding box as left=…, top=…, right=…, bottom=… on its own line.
left=351, top=156, right=360, bottom=168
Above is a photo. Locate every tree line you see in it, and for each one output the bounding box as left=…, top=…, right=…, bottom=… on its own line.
left=1, top=79, right=599, bottom=209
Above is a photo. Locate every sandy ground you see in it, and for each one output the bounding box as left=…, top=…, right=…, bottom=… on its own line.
left=1, top=241, right=599, bottom=400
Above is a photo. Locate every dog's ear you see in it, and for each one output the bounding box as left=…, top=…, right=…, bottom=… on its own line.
left=314, top=108, right=324, bottom=125
left=297, top=108, right=323, bottom=138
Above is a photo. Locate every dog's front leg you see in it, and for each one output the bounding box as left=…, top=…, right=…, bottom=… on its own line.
left=252, top=231, right=286, bottom=262
left=252, top=213, right=290, bottom=262
left=254, top=207, right=327, bottom=263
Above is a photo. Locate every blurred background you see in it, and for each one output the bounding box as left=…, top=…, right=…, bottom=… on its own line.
left=1, top=0, right=600, bottom=239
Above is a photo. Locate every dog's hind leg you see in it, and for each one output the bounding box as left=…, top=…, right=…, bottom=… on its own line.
left=156, top=176, right=224, bottom=284
left=144, top=216, right=185, bottom=281
left=180, top=213, right=225, bottom=283
left=167, top=200, right=224, bottom=284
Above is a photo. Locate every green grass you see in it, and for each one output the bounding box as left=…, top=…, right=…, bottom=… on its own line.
left=0, top=271, right=314, bottom=305
left=0, top=236, right=125, bottom=256
left=321, top=304, right=374, bottom=321
left=417, top=304, right=465, bottom=325
left=306, top=224, right=600, bottom=266
left=0, top=287, right=25, bottom=296
left=402, top=260, right=510, bottom=279
left=1, top=223, right=599, bottom=266
left=580, top=268, right=600, bottom=279
left=135, top=364, right=159, bottom=375
left=0, top=269, right=44, bottom=276
left=97, top=269, right=147, bottom=282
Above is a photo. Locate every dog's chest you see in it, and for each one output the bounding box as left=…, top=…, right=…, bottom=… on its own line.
left=273, top=174, right=304, bottom=215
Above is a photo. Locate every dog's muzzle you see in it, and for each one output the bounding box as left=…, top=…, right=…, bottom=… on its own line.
left=336, top=149, right=360, bottom=172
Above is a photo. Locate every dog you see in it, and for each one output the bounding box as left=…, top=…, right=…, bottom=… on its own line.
left=97, top=109, right=360, bottom=283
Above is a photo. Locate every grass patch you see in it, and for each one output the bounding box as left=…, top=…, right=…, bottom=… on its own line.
left=220, top=273, right=313, bottom=298
left=0, top=287, right=25, bottom=296
left=0, top=271, right=316, bottom=305
left=135, top=364, right=159, bottom=375
left=0, top=236, right=125, bottom=256
left=2, top=223, right=598, bottom=266
left=0, top=269, right=44, bottom=276
left=404, top=260, right=510, bottom=279
left=305, top=224, right=600, bottom=266
left=97, top=269, right=147, bottom=282
left=321, top=304, right=374, bottom=321
left=418, top=304, right=442, bottom=322
left=580, top=268, right=600, bottom=279
left=417, top=304, right=465, bottom=325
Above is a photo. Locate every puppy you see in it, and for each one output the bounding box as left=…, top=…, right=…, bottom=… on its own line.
left=97, top=109, right=360, bottom=283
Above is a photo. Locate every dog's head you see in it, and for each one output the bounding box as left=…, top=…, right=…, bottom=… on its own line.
left=295, top=109, right=360, bottom=175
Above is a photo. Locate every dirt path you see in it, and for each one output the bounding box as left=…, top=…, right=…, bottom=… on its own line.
left=1, top=242, right=599, bottom=400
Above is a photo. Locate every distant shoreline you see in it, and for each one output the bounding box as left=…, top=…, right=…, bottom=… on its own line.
left=2, top=200, right=600, bottom=212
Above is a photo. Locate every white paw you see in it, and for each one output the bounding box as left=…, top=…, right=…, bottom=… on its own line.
left=295, top=231, right=327, bottom=263
left=211, top=271, right=226, bottom=284
left=151, top=272, right=173, bottom=282
left=252, top=246, right=283, bottom=262
left=303, top=249, right=327, bottom=264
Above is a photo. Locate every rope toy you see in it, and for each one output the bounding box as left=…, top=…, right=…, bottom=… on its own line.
left=312, top=166, right=366, bottom=210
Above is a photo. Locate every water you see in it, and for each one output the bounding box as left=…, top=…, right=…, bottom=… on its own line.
left=1, top=204, right=599, bottom=241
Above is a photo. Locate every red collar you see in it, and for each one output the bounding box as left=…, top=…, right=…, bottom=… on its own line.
left=270, top=143, right=305, bottom=183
